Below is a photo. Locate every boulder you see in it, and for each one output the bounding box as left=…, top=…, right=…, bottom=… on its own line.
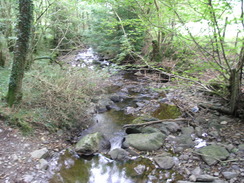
left=154, top=156, right=175, bottom=170
left=124, top=132, right=165, bottom=151
left=197, top=145, right=229, bottom=165
left=140, top=126, right=161, bottom=134
left=75, top=132, right=110, bottom=155
left=109, top=148, right=129, bottom=161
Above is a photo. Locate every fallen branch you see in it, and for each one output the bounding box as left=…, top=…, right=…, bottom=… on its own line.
left=123, top=118, right=190, bottom=128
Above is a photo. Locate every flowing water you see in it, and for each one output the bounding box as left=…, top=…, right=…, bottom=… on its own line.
left=49, top=48, right=184, bottom=183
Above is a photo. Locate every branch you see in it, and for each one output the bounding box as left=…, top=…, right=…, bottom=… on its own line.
left=35, top=1, right=54, bottom=23
left=123, top=118, right=189, bottom=128
left=133, top=51, right=213, bottom=92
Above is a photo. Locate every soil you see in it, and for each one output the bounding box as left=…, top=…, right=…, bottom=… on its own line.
left=0, top=120, right=69, bottom=183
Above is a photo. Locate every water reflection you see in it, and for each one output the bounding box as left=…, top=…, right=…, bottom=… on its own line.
left=49, top=151, right=182, bottom=183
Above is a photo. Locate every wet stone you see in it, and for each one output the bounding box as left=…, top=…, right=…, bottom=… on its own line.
left=124, top=132, right=165, bottom=151
left=109, top=148, right=129, bottom=161
left=75, top=132, right=110, bottom=155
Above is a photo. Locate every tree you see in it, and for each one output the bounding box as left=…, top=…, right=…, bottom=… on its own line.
left=6, top=0, right=33, bottom=106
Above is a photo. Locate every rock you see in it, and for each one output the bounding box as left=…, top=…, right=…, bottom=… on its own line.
left=189, top=175, right=197, bottom=182
left=30, top=148, right=49, bottom=159
left=182, top=127, right=194, bottom=135
left=38, top=159, right=48, bottom=170
left=222, top=171, right=239, bottom=180
left=195, top=127, right=203, bottom=137
left=197, top=145, right=229, bottom=165
left=177, top=181, right=194, bottom=183
left=238, top=144, right=244, bottom=151
left=124, top=132, right=165, bottom=151
left=220, top=121, right=228, bottom=125
left=126, top=107, right=136, bottom=114
left=75, top=132, right=110, bottom=155
left=136, top=102, right=144, bottom=107
left=196, top=174, right=216, bottom=181
left=225, top=144, right=235, bottom=152
left=154, top=156, right=175, bottom=170
left=132, top=115, right=158, bottom=124
left=110, top=95, right=121, bottom=103
left=11, top=154, right=18, bottom=162
left=212, top=180, right=228, bottom=183
left=176, top=135, right=195, bottom=148
left=109, top=148, right=129, bottom=161
left=140, top=126, right=161, bottom=134
left=23, top=174, right=34, bottom=182
left=159, top=126, right=170, bottom=135
left=160, top=122, right=181, bottom=133
left=192, top=166, right=202, bottom=176
left=95, top=99, right=114, bottom=113
left=134, top=164, right=146, bottom=175
left=0, top=128, right=3, bottom=133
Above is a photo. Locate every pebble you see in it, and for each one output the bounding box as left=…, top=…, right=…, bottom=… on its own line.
left=220, top=121, right=228, bottom=125
left=0, top=128, right=3, bottom=133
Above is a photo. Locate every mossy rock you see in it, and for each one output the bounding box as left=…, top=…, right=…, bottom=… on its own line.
left=197, top=145, right=229, bottom=165
left=132, top=115, right=158, bottom=124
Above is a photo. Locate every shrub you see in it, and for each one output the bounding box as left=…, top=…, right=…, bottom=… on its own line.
left=19, top=61, right=109, bottom=131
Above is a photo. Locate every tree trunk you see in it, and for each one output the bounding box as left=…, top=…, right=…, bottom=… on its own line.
left=229, top=68, right=241, bottom=114
left=6, top=0, right=33, bottom=106
left=229, top=46, right=244, bottom=114
left=0, top=50, right=4, bottom=67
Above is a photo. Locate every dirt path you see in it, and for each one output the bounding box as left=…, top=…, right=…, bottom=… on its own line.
left=0, top=120, right=68, bottom=183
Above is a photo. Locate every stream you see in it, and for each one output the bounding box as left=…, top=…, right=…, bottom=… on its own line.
left=48, top=48, right=185, bottom=183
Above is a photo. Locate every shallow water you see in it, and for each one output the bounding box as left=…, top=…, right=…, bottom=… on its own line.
left=49, top=49, right=184, bottom=183
left=49, top=151, right=183, bottom=183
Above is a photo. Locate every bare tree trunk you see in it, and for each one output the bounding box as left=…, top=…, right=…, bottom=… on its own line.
left=6, top=0, right=33, bottom=106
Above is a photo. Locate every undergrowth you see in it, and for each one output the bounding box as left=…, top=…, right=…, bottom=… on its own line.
left=0, top=61, right=109, bottom=133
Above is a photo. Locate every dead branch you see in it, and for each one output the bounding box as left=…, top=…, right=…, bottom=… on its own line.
left=123, top=118, right=190, bottom=128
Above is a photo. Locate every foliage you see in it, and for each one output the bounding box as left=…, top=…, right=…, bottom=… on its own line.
left=1, top=60, right=109, bottom=131
left=84, top=3, right=145, bottom=62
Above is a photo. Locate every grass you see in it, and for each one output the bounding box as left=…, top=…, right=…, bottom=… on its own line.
left=0, top=60, right=110, bottom=134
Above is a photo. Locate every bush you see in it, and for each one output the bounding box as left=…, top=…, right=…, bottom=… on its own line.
left=18, top=61, right=109, bottom=131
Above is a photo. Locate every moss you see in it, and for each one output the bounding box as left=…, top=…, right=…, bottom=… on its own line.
left=152, top=103, right=181, bottom=120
